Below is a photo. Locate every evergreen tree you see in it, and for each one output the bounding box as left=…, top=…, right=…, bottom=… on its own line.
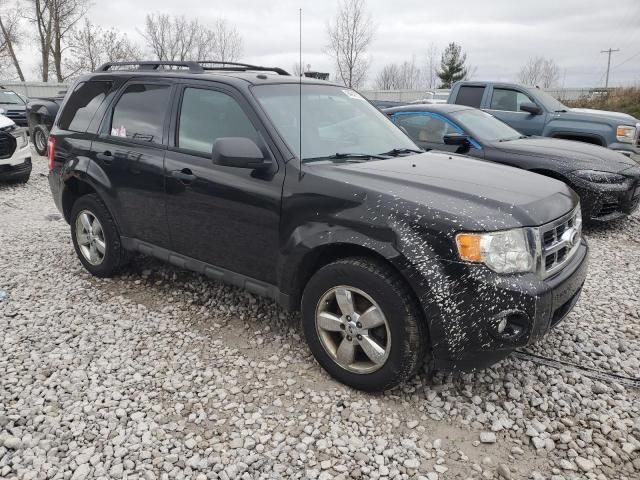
left=437, top=42, right=468, bottom=88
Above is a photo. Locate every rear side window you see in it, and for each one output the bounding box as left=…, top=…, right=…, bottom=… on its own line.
left=110, top=84, right=171, bottom=144
left=58, top=81, right=113, bottom=132
left=455, top=86, right=485, bottom=108
left=490, top=88, right=534, bottom=112
left=177, top=88, right=259, bottom=155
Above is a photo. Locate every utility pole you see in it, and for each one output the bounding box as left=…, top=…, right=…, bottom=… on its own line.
left=600, top=48, right=620, bottom=89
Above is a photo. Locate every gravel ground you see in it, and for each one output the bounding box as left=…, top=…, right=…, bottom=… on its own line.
left=1, top=155, right=639, bottom=480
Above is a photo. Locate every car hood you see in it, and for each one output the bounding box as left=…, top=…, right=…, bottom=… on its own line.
left=0, top=114, right=15, bottom=129
left=571, top=108, right=638, bottom=123
left=308, top=151, right=577, bottom=231
left=491, top=137, right=639, bottom=174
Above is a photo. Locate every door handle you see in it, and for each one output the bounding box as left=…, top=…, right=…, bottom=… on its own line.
left=171, top=168, right=197, bottom=184
left=96, top=151, right=114, bottom=164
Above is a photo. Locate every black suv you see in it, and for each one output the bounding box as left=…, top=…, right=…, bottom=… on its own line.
left=48, top=61, right=589, bottom=391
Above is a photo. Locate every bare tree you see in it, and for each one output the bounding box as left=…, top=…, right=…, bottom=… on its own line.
left=26, top=0, right=54, bottom=81
left=375, top=63, right=400, bottom=89
left=423, top=42, right=438, bottom=89
left=518, top=56, right=560, bottom=88
left=65, top=18, right=141, bottom=77
left=142, top=14, right=243, bottom=63
left=0, top=0, right=24, bottom=80
left=210, top=19, right=242, bottom=63
left=50, top=0, right=90, bottom=81
left=326, top=0, right=375, bottom=88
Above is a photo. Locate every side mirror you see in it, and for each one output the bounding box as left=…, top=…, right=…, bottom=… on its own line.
left=519, top=102, right=542, bottom=115
left=443, top=133, right=470, bottom=146
left=212, top=137, right=271, bottom=170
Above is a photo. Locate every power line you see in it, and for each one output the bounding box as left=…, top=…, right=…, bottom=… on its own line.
left=612, top=50, right=640, bottom=70
left=600, top=48, right=620, bottom=88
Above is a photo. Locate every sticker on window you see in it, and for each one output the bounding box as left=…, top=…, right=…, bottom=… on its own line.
left=111, top=125, right=127, bottom=137
left=342, top=89, right=364, bottom=100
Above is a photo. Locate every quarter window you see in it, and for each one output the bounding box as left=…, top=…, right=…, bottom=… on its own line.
left=490, top=88, right=534, bottom=112
left=110, top=84, right=171, bottom=144
left=177, top=88, right=259, bottom=155
left=58, top=81, right=113, bottom=132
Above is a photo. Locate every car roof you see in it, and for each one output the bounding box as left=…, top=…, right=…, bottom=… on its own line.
left=383, top=103, right=473, bottom=115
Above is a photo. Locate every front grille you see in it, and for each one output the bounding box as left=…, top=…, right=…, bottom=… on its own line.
left=0, top=131, right=17, bottom=159
left=599, top=200, right=620, bottom=217
left=538, top=207, right=582, bottom=278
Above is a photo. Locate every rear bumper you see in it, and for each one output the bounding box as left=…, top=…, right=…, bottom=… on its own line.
left=412, top=241, right=588, bottom=373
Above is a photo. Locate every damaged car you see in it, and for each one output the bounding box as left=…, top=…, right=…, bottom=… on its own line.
left=48, top=61, right=588, bottom=391
left=386, top=104, right=640, bottom=222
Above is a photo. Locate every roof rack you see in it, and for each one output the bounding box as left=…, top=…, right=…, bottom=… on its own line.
left=96, top=60, right=290, bottom=76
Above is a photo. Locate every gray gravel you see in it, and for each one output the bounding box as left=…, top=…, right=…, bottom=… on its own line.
left=1, top=156, right=639, bottom=479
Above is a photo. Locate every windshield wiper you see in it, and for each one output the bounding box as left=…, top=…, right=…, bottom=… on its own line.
left=303, top=152, right=388, bottom=163
left=380, top=147, right=422, bottom=156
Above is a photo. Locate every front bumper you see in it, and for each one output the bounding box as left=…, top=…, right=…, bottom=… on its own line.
left=0, top=143, right=31, bottom=180
left=569, top=173, right=640, bottom=221
left=412, top=240, right=588, bottom=373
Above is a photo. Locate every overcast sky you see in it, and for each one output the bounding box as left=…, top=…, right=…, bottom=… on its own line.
left=17, top=0, right=640, bottom=88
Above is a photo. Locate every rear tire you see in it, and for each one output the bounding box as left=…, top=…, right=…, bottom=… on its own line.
left=32, top=125, right=49, bottom=156
left=70, top=194, right=128, bottom=277
left=301, top=257, right=428, bottom=392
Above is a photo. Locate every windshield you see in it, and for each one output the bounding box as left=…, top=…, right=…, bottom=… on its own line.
left=0, top=91, right=25, bottom=105
left=452, top=109, right=523, bottom=142
left=528, top=88, right=568, bottom=112
left=252, top=84, right=417, bottom=161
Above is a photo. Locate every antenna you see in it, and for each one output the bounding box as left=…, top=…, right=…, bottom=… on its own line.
left=298, top=8, right=303, bottom=180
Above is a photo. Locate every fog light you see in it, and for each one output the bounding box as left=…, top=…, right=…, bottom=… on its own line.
left=497, top=317, right=508, bottom=334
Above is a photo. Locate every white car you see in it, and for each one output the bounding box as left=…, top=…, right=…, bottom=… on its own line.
left=0, top=114, right=31, bottom=183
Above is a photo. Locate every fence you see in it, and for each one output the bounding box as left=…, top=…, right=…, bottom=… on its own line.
left=0, top=82, right=68, bottom=98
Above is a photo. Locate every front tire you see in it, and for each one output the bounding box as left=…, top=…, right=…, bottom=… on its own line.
left=301, top=257, right=428, bottom=392
left=32, top=125, right=49, bottom=156
left=70, top=194, right=128, bottom=277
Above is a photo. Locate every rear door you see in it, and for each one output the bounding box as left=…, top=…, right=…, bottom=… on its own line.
left=90, top=81, right=174, bottom=248
left=485, top=86, right=546, bottom=136
left=163, top=83, right=285, bottom=283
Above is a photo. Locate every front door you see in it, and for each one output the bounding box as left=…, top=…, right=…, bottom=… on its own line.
left=164, top=85, right=284, bottom=284
left=485, top=87, right=546, bottom=136
left=90, top=81, right=173, bottom=248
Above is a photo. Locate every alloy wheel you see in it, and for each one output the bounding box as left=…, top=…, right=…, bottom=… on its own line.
left=315, top=286, right=391, bottom=374
left=75, top=210, right=106, bottom=265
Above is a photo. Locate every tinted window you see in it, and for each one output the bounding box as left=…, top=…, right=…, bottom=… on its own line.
left=455, top=86, right=485, bottom=108
left=110, top=84, right=171, bottom=144
left=58, top=81, right=113, bottom=132
left=490, top=88, right=534, bottom=112
left=178, top=88, right=259, bottom=154
left=395, top=114, right=458, bottom=144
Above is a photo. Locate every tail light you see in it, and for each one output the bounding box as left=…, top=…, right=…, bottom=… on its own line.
left=47, top=135, right=56, bottom=171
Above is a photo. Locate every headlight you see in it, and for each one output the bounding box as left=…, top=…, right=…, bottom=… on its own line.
left=616, top=125, right=636, bottom=143
left=455, top=228, right=534, bottom=274
left=11, top=128, right=28, bottom=149
left=572, top=169, right=626, bottom=183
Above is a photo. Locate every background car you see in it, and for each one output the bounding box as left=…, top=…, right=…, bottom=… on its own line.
left=0, top=86, right=28, bottom=127
left=447, top=81, right=640, bottom=160
left=25, top=90, right=67, bottom=156
left=385, top=103, right=640, bottom=222
left=0, top=114, right=31, bottom=183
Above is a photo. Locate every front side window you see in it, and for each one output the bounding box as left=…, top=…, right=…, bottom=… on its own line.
left=490, top=88, right=534, bottom=112
left=177, top=88, right=259, bottom=155
left=252, top=84, right=417, bottom=161
left=455, top=86, right=485, bottom=108
left=110, top=84, right=171, bottom=144
left=58, top=81, right=113, bottom=132
left=0, top=90, right=25, bottom=105
left=394, top=114, right=458, bottom=144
